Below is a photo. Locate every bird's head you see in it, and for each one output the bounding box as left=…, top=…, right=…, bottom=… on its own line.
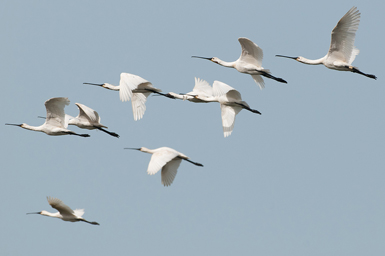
left=5, top=123, right=25, bottom=128
left=83, top=82, right=105, bottom=87
left=191, top=56, right=217, bottom=63
left=276, top=55, right=300, bottom=62
left=26, top=211, right=42, bottom=215
left=125, top=147, right=146, bottom=152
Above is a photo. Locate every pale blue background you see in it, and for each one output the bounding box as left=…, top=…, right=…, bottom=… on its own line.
left=1, top=0, right=384, bottom=255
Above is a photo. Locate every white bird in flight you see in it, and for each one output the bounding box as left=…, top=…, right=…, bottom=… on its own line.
left=27, top=197, right=99, bottom=225
left=192, top=37, right=287, bottom=89
left=125, top=147, right=203, bottom=186
left=276, top=6, right=376, bottom=80
left=6, top=97, right=90, bottom=137
left=166, top=77, right=214, bottom=103
left=194, top=80, right=261, bottom=137
left=84, top=73, right=174, bottom=121
left=67, top=103, right=120, bottom=138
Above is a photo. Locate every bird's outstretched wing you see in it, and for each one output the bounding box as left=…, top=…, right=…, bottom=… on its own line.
left=161, top=158, right=182, bottom=186
left=212, top=81, right=234, bottom=97
left=119, top=73, right=154, bottom=102
left=47, top=197, right=74, bottom=216
left=192, top=77, right=213, bottom=97
left=45, top=97, right=70, bottom=128
left=131, top=92, right=151, bottom=121
left=220, top=104, right=242, bottom=138
left=225, top=89, right=243, bottom=102
left=237, top=37, right=263, bottom=68
left=75, top=103, right=101, bottom=124
left=147, top=148, right=179, bottom=175
left=251, top=75, right=265, bottom=90
left=327, top=6, right=360, bottom=64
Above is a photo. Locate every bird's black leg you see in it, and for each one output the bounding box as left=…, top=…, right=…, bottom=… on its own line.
left=145, top=89, right=175, bottom=99
left=348, top=66, right=377, bottom=80
left=259, top=71, right=288, bottom=84
left=183, top=158, right=204, bottom=167
left=95, top=127, right=120, bottom=138
left=235, top=103, right=262, bottom=115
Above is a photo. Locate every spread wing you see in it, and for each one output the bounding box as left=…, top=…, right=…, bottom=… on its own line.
left=327, top=6, right=360, bottom=64
left=131, top=92, right=151, bottom=121
left=251, top=75, right=265, bottom=90
left=192, top=77, right=213, bottom=97
left=237, top=37, right=263, bottom=67
left=147, top=149, right=179, bottom=175
left=212, top=80, right=234, bottom=97
left=44, top=97, right=70, bottom=128
left=220, top=104, right=242, bottom=138
left=75, top=103, right=100, bottom=123
left=161, top=158, right=182, bottom=186
left=47, top=197, right=75, bottom=217
left=119, top=73, right=152, bottom=102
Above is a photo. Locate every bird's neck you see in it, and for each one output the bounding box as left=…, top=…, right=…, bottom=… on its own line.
left=216, top=59, right=236, bottom=68
left=298, top=56, right=326, bottom=65
left=21, top=124, right=43, bottom=132
left=103, top=83, right=120, bottom=91
left=41, top=211, right=61, bottom=218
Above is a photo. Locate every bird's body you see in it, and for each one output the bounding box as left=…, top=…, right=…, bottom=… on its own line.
left=27, top=197, right=99, bottom=225
left=276, top=6, right=376, bottom=79
left=126, top=147, right=203, bottom=186
left=6, top=97, right=90, bottom=137
left=192, top=37, right=287, bottom=89
left=67, top=103, right=119, bottom=138
left=194, top=80, right=261, bottom=137
left=167, top=77, right=214, bottom=103
left=84, top=73, right=173, bottom=121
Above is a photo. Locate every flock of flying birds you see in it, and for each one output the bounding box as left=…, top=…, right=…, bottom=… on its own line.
left=7, top=6, right=376, bottom=225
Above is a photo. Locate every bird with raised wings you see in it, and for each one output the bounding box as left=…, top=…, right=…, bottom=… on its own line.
left=67, top=103, right=120, bottom=138
left=84, top=73, right=174, bottom=121
left=192, top=37, right=287, bottom=89
left=5, top=97, right=90, bottom=137
left=276, top=6, right=376, bottom=79
left=166, top=77, right=214, bottom=103
left=194, top=80, right=261, bottom=137
left=125, top=147, right=203, bottom=186
left=27, top=197, right=99, bottom=225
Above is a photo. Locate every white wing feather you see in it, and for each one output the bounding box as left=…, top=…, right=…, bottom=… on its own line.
left=45, top=97, right=70, bottom=128
left=220, top=104, right=242, bottom=137
left=251, top=75, right=265, bottom=90
left=237, top=37, right=263, bottom=67
left=161, top=158, right=182, bottom=186
left=75, top=103, right=100, bottom=123
left=327, top=6, right=360, bottom=64
left=147, top=149, right=179, bottom=175
left=47, top=197, right=74, bottom=216
left=192, top=77, right=213, bottom=97
left=131, top=92, right=151, bottom=121
left=212, top=81, right=233, bottom=97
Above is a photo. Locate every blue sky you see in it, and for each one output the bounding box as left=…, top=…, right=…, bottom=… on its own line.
left=1, top=1, right=384, bottom=255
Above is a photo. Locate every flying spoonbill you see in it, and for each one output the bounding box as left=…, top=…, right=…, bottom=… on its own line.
left=67, top=103, right=120, bottom=138
left=5, top=97, right=90, bottom=137
left=84, top=73, right=174, bottom=121
left=166, top=77, right=213, bottom=102
left=194, top=80, right=261, bottom=137
left=125, top=147, right=203, bottom=186
left=192, top=37, right=287, bottom=89
left=276, top=6, right=377, bottom=79
left=27, top=197, right=99, bottom=225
